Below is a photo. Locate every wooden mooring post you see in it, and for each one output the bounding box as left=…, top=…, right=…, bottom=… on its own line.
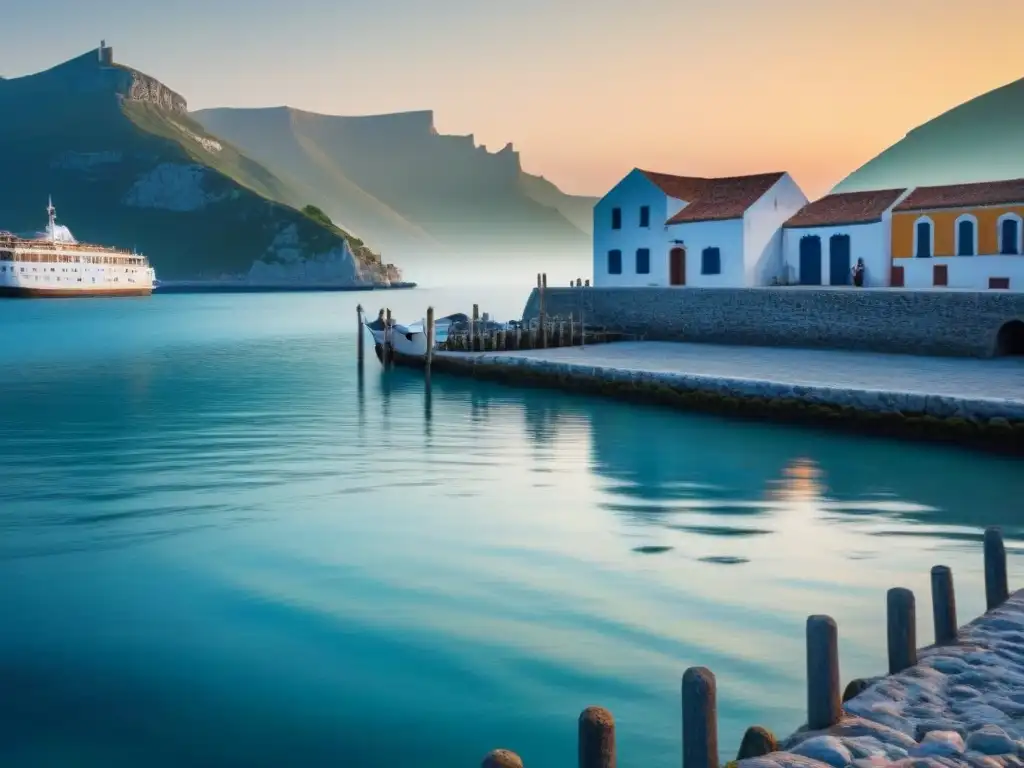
left=578, top=706, right=615, bottom=768
left=384, top=307, right=393, bottom=366
left=931, top=565, right=958, bottom=645
left=985, top=526, right=1009, bottom=611
left=682, top=666, right=718, bottom=768
left=472, top=304, right=480, bottom=352
left=477, top=536, right=1016, bottom=767
left=806, top=615, right=841, bottom=730
left=425, top=306, right=434, bottom=379
left=356, top=303, right=364, bottom=365
left=887, top=587, right=917, bottom=674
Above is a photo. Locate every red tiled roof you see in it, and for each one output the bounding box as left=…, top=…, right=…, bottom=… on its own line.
left=893, top=178, right=1024, bottom=212
left=638, top=170, right=787, bottom=224
left=784, top=188, right=906, bottom=228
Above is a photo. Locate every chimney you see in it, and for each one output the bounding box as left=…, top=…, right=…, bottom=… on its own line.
left=99, top=40, right=113, bottom=66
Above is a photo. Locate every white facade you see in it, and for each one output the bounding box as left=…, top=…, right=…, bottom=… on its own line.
left=593, top=169, right=807, bottom=288
left=592, top=169, right=671, bottom=287
left=742, top=174, right=809, bottom=286
left=782, top=221, right=889, bottom=287
left=897, top=256, right=1024, bottom=291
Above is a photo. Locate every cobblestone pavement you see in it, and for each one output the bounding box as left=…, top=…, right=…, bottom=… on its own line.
left=448, top=342, right=1024, bottom=403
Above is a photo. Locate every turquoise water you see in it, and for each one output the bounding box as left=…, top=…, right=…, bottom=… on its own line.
left=0, top=289, right=1021, bottom=767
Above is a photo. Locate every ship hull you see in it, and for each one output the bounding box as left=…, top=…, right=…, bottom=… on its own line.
left=0, top=286, right=153, bottom=298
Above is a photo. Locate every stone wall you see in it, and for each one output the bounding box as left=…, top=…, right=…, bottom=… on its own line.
left=521, top=287, right=1024, bottom=358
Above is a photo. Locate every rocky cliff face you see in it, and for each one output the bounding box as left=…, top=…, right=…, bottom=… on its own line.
left=0, top=47, right=401, bottom=285
left=192, top=105, right=596, bottom=265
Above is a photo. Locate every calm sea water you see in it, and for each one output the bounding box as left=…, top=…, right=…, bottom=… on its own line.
left=0, top=288, right=1021, bottom=768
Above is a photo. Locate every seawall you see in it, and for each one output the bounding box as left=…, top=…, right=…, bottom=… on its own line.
left=521, top=287, right=1024, bottom=358
left=396, top=343, right=1024, bottom=454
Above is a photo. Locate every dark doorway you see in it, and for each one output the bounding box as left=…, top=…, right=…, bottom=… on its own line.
left=670, top=247, right=686, bottom=286
left=799, top=235, right=822, bottom=285
left=829, top=234, right=851, bottom=286
left=995, top=320, right=1024, bottom=356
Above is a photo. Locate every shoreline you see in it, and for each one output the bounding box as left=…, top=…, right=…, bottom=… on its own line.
left=391, top=344, right=1024, bottom=454
left=155, top=281, right=417, bottom=294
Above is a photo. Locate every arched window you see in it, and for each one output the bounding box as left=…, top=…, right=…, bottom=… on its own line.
left=914, top=217, right=934, bottom=258
left=998, top=213, right=1023, bottom=255
left=955, top=214, right=978, bottom=256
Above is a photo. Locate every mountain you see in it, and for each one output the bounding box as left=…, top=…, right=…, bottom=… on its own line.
left=833, top=76, right=1024, bottom=193
left=0, top=46, right=400, bottom=285
left=191, top=107, right=597, bottom=264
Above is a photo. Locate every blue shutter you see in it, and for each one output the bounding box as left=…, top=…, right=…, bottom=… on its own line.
left=636, top=248, right=650, bottom=274
left=915, top=221, right=932, bottom=258
left=701, top=247, right=721, bottom=275
left=608, top=249, right=622, bottom=274
left=1001, top=218, right=1020, bottom=255
left=957, top=220, right=975, bottom=256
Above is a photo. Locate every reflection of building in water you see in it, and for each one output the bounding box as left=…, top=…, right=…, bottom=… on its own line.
left=767, top=458, right=826, bottom=503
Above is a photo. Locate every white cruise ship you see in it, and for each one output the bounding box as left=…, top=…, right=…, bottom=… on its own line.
left=0, top=199, right=156, bottom=298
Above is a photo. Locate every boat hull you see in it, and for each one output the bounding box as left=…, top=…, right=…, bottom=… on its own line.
left=0, top=286, right=153, bottom=298
left=391, top=328, right=430, bottom=358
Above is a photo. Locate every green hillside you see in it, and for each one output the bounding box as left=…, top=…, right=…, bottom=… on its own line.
left=0, top=49, right=396, bottom=284
left=833, top=76, right=1024, bottom=193
left=192, top=106, right=596, bottom=262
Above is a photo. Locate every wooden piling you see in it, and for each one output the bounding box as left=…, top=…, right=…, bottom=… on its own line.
left=425, top=306, right=434, bottom=372
left=482, top=749, right=523, bottom=768
left=806, top=615, right=841, bottom=730
left=472, top=304, right=480, bottom=352
left=356, top=303, right=365, bottom=364
left=682, top=666, right=718, bottom=768
left=578, top=706, right=615, bottom=768
left=569, top=313, right=575, bottom=346
left=887, top=587, right=917, bottom=674
left=538, top=274, right=547, bottom=349
left=931, top=565, right=957, bottom=645
left=384, top=308, right=393, bottom=366
left=985, top=526, right=1009, bottom=611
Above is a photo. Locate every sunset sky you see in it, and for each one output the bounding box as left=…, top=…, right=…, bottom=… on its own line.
left=5, top=0, right=1022, bottom=200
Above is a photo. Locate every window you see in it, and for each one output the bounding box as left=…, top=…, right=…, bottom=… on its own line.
left=639, top=206, right=650, bottom=228
left=999, top=215, right=1022, bottom=255
left=607, top=249, right=622, bottom=274
left=636, top=248, right=650, bottom=274
left=611, top=208, right=622, bottom=230
left=955, top=215, right=977, bottom=256
left=914, top=218, right=933, bottom=258
left=701, top=247, right=721, bottom=275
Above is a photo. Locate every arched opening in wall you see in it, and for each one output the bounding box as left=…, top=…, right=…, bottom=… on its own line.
left=994, top=320, right=1024, bottom=356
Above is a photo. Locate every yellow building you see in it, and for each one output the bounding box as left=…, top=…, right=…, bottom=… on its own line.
left=890, top=178, right=1024, bottom=290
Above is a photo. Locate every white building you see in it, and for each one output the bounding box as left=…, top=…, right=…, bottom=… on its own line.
left=781, top=188, right=908, bottom=287
left=592, top=168, right=807, bottom=287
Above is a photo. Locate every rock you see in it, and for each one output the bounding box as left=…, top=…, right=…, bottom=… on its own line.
left=481, top=749, right=523, bottom=768
left=790, top=736, right=853, bottom=767
left=911, top=730, right=966, bottom=757
left=738, top=726, right=779, bottom=759
left=844, top=678, right=873, bottom=702
left=966, top=725, right=1016, bottom=755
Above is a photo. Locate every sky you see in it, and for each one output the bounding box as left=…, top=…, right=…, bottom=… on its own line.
left=2, top=0, right=1022, bottom=200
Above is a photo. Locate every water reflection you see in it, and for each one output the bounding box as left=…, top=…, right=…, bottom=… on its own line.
left=380, top=369, right=1024, bottom=542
